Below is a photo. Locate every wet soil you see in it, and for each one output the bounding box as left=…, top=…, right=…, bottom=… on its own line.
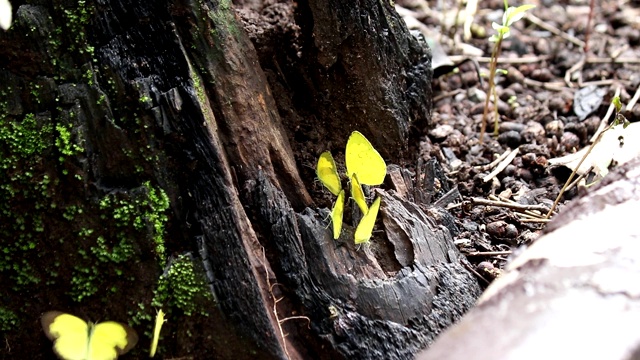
left=398, top=0, right=640, bottom=282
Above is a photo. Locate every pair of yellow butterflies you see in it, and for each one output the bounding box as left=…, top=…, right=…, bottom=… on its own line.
left=41, top=309, right=167, bottom=360
left=316, top=131, right=387, bottom=244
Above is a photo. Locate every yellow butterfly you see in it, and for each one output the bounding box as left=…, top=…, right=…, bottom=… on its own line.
left=41, top=311, right=138, bottom=360
left=149, top=309, right=166, bottom=358
left=316, top=151, right=342, bottom=196
left=345, top=131, right=387, bottom=185
left=350, top=173, right=368, bottom=214
left=331, top=190, right=345, bottom=239
left=355, top=196, right=381, bottom=244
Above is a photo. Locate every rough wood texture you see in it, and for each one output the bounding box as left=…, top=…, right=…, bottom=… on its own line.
left=0, top=0, right=471, bottom=359
left=247, top=173, right=481, bottom=359
left=417, top=156, right=640, bottom=360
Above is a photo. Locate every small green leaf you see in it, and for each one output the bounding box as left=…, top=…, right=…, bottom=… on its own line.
left=612, top=96, right=622, bottom=113
left=504, top=5, right=536, bottom=27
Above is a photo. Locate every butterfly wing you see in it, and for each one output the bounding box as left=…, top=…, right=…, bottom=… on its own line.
left=350, top=174, right=368, bottom=214
left=149, top=309, right=166, bottom=357
left=345, top=131, right=387, bottom=185
left=331, top=190, right=345, bottom=239
left=89, top=320, right=138, bottom=360
left=41, top=311, right=90, bottom=360
left=316, top=151, right=342, bottom=196
left=355, top=196, right=381, bottom=244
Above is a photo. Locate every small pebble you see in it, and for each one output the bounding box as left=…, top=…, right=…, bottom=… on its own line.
left=521, top=153, right=537, bottom=166
left=498, top=130, right=522, bottom=148
left=486, top=221, right=519, bottom=239
left=499, top=122, right=526, bottom=133
left=530, top=68, right=554, bottom=82
left=522, top=121, right=546, bottom=143
left=561, top=131, right=580, bottom=150
left=534, top=38, right=551, bottom=55
left=545, top=120, right=564, bottom=138
left=430, top=124, right=454, bottom=140
left=564, top=122, right=588, bottom=142
left=516, top=168, right=533, bottom=181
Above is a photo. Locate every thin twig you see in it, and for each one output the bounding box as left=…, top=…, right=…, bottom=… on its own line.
left=466, top=250, right=512, bottom=256
left=525, top=13, right=586, bottom=48
left=584, top=0, right=596, bottom=51
left=546, top=86, right=622, bottom=218
left=564, top=165, right=594, bottom=192
left=460, top=259, right=490, bottom=285
left=519, top=218, right=551, bottom=223
left=564, top=53, right=586, bottom=87
left=447, top=56, right=640, bottom=65
left=522, top=78, right=567, bottom=91
left=482, top=147, right=519, bottom=183
left=626, top=84, right=640, bottom=112
left=475, top=148, right=513, bottom=172
left=586, top=57, right=640, bottom=64
left=433, top=89, right=465, bottom=102
left=470, top=197, right=550, bottom=213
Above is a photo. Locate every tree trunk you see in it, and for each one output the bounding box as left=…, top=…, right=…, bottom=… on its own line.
left=417, top=156, right=640, bottom=360
left=0, top=0, right=479, bottom=359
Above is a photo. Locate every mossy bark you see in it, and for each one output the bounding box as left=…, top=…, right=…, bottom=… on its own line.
left=0, top=0, right=478, bottom=359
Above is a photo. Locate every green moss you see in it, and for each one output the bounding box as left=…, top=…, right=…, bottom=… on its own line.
left=97, top=182, right=169, bottom=263
left=0, top=113, right=54, bottom=291
left=152, top=255, right=213, bottom=317
left=0, top=308, right=20, bottom=332
left=60, top=0, right=95, bottom=57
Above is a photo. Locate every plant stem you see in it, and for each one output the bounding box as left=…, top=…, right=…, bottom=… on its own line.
left=480, top=36, right=503, bottom=143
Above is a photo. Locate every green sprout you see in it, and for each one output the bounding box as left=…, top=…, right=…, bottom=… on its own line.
left=480, top=1, right=535, bottom=142
left=546, top=91, right=628, bottom=218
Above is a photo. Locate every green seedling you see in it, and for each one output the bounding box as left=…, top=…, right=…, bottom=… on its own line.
left=480, top=1, right=535, bottom=142
left=546, top=91, right=629, bottom=218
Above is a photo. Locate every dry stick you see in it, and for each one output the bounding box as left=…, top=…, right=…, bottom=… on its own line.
left=522, top=78, right=567, bottom=91
left=545, top=86, right=622, bottom=219
left=447, top=56, right=640, bottom=65
left=482, top=147, right=519, bottom=183
left=626, top=84, right=640, bottom=112
left=261, top=247, right=311, bottom=360
left=470, top=197, right=550, bottom=213
left=448, top=55, right=549, bottom=64
left=466, top=251, right=512, bottom=256
left=564, top=165, right=594, bottom=193
left=433, top=89, right=465, bottom=103
left=476, top=148, right=513, bottom=172
left=460, top=259, right=491, bottom=285
left=586, top=57, right=640, bottom=64
left=479, top=34, right=503, bottom=143
left=584, top=0, right=596, bottom=51
left=580, top=79, right=631, bottom=87
left=520, top=218, right=551, bottom=223
left=524, top=13, right=586, bottom=48
left=564, top=53, right=586, bottom=87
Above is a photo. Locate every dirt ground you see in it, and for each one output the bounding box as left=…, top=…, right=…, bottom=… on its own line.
left=393, top=0, right=640, bottom=283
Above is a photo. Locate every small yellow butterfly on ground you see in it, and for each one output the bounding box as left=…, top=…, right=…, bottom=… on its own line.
left=331, top=190, right=345, bottom=239
left=350, top=173, right=368, bottom=214
left=316, top=151, right=342, bottom=196
left=345, top=131, right=387, bottom=185
left=149, top=309, right=167, bottom=358
left=41, top=311, right=138, bottom=360
left=355, top=196, right=381, bottom=244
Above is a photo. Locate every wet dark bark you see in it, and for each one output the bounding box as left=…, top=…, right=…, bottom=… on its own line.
left=0, top=0, right=479, bottom=359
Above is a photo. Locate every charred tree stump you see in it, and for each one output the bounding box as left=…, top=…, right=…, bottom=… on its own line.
left=0, top=0, right=479, bottom=359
